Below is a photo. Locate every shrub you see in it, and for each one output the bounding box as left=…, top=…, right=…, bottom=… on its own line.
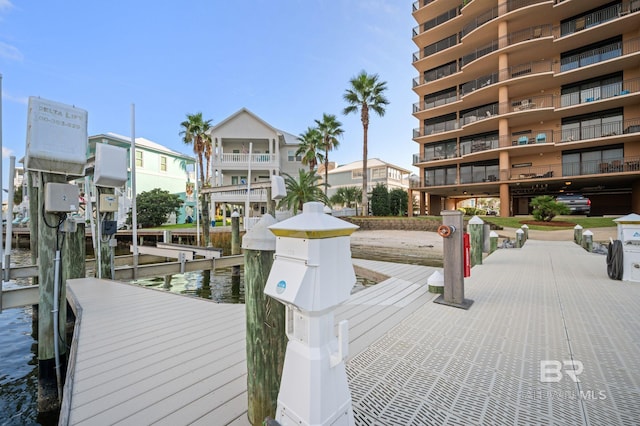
left=530, top=195, right=570, bottom=222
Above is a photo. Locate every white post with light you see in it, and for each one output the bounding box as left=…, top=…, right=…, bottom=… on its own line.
left=264, top=202, right=358, bottom=426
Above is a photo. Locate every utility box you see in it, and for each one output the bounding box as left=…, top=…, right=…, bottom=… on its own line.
left=614, top=213, right=640, bottom=282
left=264, top=202, right=358, bottom=426
left=99, top=194, right=119, bottom=212
left=45, top=183, right=80, bottom=213
left=25, top=97, right=88, bottom=176
left=94, top=143, right=128, bottom=187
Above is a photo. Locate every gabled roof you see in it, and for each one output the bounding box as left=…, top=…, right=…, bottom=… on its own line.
left=207, top=107, right=299, bottom=145
left=328, top=158, right=412, bottom=174
left=90, top=133, right=195, bottom=161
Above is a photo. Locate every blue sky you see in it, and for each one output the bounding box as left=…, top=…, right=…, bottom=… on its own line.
left=0, top=0, right=418, bottom=188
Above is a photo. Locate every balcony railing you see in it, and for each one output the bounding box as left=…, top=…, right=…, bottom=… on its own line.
left=563, top=155, right=640, bottom=177
left=216, top=153, right=277, bottom=166
left=507, top=94, right=553, bottom=113
left=560, top=77, right=640, bottom=107
left=460, top=72, right=499, bottom=96
left=209, top=187, right=267, bottom=202
left=508, top=130, right=553, bottom=146
left=505, top=0, right=548, bottom=13
left=559, top=38, right=640, bottom=72
left=501, top=24, right=553, bottom=48
left=461, top=104, right=499, bottom=125
left=412, top=0, right=435, bottom=12
left=461, top=6, right=498, bottom=37
left=460, top=39, right=499, bottom=67
left=559, top=1, right=638, bottom=37
left=556, top=117, right=640, bottom=143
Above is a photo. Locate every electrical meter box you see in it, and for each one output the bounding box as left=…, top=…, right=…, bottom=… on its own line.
left=271, top=175, right=287, bottom=200
left=25, top=97, right=88, bottom=176
left=264, top=202, right=359, bottom=312
left=45, top=183, right=80, bottom=213
left=99, top=194, right=119, bottom=212
left=94, top=143, right=128, bottom=187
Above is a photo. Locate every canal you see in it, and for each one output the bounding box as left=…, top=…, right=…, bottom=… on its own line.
left=0, top=247, right=391, bottom=425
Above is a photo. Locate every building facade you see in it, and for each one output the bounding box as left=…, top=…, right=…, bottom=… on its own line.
left=203, top=108, right=303, bottom=225
left=410, top=0, right=640, bottom=216
left=88, top=133, right=196, bottom=226
left=324, top=158, right=412, bottom=199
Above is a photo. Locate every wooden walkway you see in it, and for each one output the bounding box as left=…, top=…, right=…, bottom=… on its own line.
left=60, top=260, right=439, bottom=425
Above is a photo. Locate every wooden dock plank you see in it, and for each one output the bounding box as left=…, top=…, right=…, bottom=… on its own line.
left=64, top=260, right=440, bottom=425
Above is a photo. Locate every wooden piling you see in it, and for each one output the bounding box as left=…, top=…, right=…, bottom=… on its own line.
left=583, top=230, right=593, bottom=252
left=242, top=215, right=286, bottom=425
left=35, top=173, right=66, bottom=413
left=231, top=211, right=241, bottom=300
left=468, top=215, right=484, bottom=266
left=574, top=225, right=583, bottom=246
left=489, top=231, right=498, bottom=254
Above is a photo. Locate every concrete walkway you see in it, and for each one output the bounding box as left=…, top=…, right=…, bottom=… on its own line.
left=347, top=240, right=640, bottom=425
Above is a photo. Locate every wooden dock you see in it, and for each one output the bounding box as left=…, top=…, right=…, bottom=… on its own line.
left=60, top=260, right=440, bottom=425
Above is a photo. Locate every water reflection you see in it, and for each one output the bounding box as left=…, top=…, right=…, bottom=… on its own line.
left=131, top=266, right=378, bottom=302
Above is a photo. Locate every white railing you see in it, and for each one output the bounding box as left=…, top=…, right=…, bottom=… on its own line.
left=216, top=153, right=277, bottom=167
left=210, top=188, right=266, bottom=202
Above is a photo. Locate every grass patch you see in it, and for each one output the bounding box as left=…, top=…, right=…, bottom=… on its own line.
left=147, top=223, right=198, bottom=230
left=483, top=215, right=616, bottom=230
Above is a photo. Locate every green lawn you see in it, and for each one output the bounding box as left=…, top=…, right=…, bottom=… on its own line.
left=482, top=215, right=616, bottom=230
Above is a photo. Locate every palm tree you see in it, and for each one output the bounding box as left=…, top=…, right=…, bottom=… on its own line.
left=329, top=186, right=362, bottom=215
left=315, top=114, right=344, bottom=195
left=343, top=70, right=389, bottom=215
left=296, top=127, right=324, bottom=171
left=179, top=112, right=213, bottom=245
left=278, top=169, right=329, bottom=214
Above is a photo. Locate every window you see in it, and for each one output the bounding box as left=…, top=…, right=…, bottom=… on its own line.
left=135, top=150, right=143, bottom=167
left=372, top=168, right=386, bottom=179
left=424, top=34, right=458, bottom=57
left=460, top=161, right=499, bottom=184
left=561, top=73, right=623, bottom=106
left=562, top=145, right=623, bottom=176
left=288, top=150, right=302, bottom=162
left=352, top=169, right=363, bottom=179
left=561, top=108, right=623, bottom=142
left=424, top=113, right=457, bottom=135
left=424, top=139, right=457, bottom=160
left=160, top=156, right=167, bottom=171
left=560, top=37, right=622, bottom=72
left=424, top=166, right=457, bottom=186
left=424, top=87, right=457, bottom=109
left=424, top=61, right=457, bottom=83
left=231, top=176, right=247, bottom=185
left=460, top=132, right=498, bottom=155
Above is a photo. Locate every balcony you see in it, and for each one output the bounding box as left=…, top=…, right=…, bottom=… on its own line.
left=460, top=72, right=499, bottom=96
left=508, top=130, right=553, bottom=146
left=560, top=77, right=640, bottom=107
left=556, top=117, right=640, bottom=143
left=460, top=104, right=499, bottom=126
left=215, top=153, right=278, bottom=168
left=559, top=1, right=639, bottom=37
left=207, top=185, right=268, bottom=203
left=461, top=6, right=498, bottom=38
left=460, top=39, right=499, bottom=67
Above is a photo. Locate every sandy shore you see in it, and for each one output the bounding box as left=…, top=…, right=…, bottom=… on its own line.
left=349, top=227, right=617, bottom=265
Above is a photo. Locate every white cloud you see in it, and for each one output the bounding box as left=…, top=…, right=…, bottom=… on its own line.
left=0, top=41, right=23, bottom=61
left=3, top=146, right=13, bottom=159
left=2, top=91, right=28, bottom=105
left=0, top=0, right=13, bottom=12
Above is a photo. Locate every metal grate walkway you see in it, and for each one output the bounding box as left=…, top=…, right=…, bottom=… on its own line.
left=347, top=241, right=640, bottom=425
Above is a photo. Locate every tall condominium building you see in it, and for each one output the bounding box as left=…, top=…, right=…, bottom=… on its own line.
left=410, top=0, right=640, bottom=217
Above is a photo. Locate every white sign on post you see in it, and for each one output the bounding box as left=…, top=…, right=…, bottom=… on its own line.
left=25, top=97, right=88, bottom=176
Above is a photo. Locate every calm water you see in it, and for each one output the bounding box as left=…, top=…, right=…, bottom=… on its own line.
left=0, top=249, right=377, bottom=424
